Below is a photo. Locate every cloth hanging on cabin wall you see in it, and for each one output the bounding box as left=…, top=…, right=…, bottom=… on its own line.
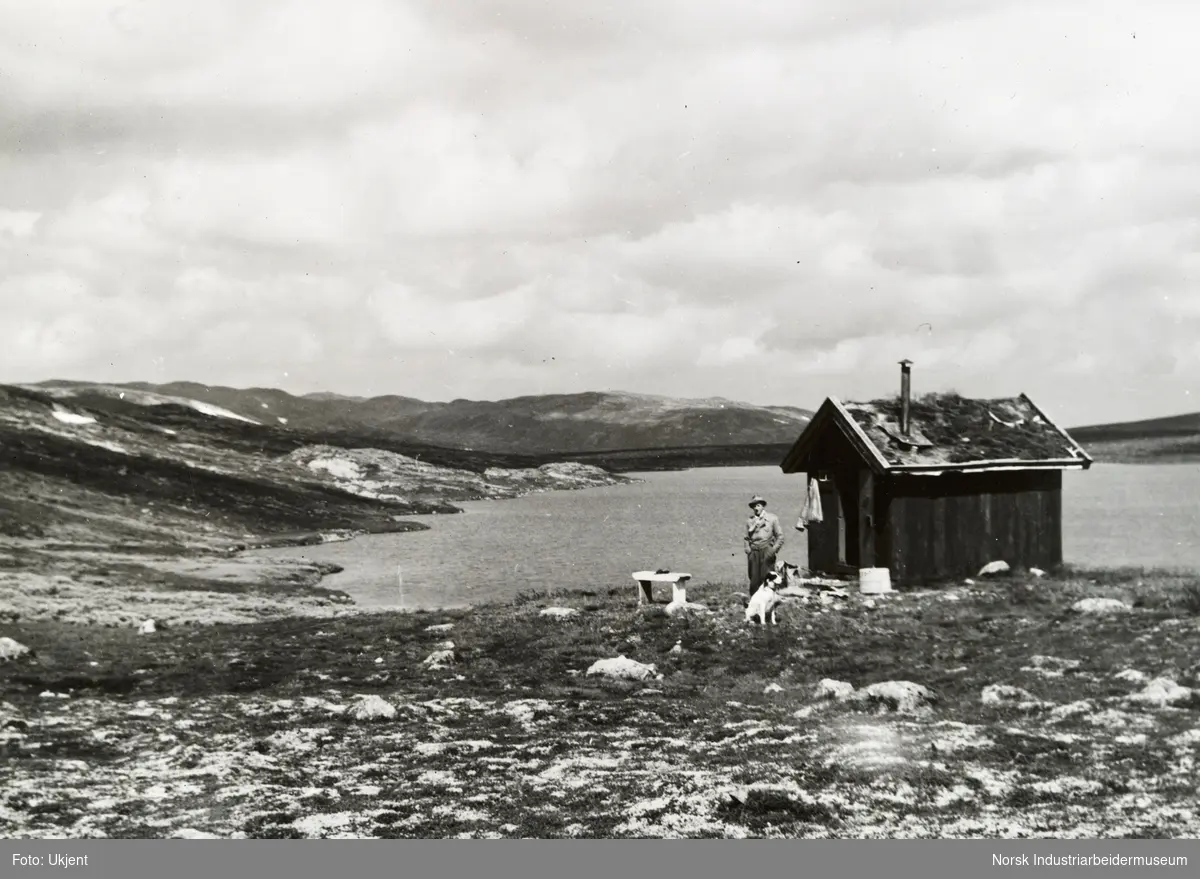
left=796, top=477, right=824, bottom=530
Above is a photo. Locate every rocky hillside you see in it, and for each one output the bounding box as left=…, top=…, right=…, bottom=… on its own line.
left=0, top=383, right=632, bottom=628
left=27, top=381, right=813, bottom=454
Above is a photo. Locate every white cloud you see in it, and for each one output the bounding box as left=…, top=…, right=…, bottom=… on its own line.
left=2, top=0, right=1200, bottom=424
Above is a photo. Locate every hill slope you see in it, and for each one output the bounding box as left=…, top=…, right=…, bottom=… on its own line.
left=0, top=383, right=632, bottom=627
left=28, top=381, right=813, bottom=454
left=1069, top=410, right=1200, bottom=463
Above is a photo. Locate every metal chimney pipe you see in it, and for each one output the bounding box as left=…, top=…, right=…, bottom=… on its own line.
left=899, top=359, right=912, bottom=436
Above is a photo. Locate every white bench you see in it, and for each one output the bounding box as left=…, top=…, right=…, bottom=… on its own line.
left=632, top=571, right=693, bottom=606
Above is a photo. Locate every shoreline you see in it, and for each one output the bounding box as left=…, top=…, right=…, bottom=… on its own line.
left=233, top=472, right=654, bottom=615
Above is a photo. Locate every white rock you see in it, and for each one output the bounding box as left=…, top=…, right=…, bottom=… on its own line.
left=978, top=560, right=1010, bottom=577
left=425, top=623, right=454, bottom=633
left=664, top=599, right=709, bottom=617
left=851, top=681, right=937, bottom=714
left=1071, top=598, right=1132, bottom=615
left=585, top=655, right=660, bottom=681
left=814, top=679, right=855, bottom=701
left=964, top=578, right=976, bottom=585
left=0, top=637, right=30, bottom=661
left=1028, top=655, right=1081, bottom=671
left=539, top=607, right=580, bottom=619
left=433, top=640, right=455, bottom=651
left=763, top=683, right=785, bottom=695
left=1029, top=567, right=1047, bottom=578
left=980, top=684, right=1039, bottom=706
left=374, top=657, right=384, bottom=664
left=1126, top=677, right=1194, bottom=708
left=138, top=619, right=156, bottom=635
left=423, top=649, right=455, bottom=669
left=669, top=641, right=683, bottom=654
left=171, top=828, right=220, bottom=839
left=346, top=695, right=397, bottom=721
left=1114, top=669, right=1149, bottom=684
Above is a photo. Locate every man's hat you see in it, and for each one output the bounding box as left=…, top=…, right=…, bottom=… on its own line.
left=749, top=495, right=767, bottom=508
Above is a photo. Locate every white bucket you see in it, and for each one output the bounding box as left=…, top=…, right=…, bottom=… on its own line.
left=858, top=567, right=892, bottom=595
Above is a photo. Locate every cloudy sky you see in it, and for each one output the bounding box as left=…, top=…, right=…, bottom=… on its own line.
left=3, top=1, right=1198, bottom=426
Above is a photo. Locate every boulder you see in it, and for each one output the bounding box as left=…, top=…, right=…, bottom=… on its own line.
left=539, top=607, right=580, bottom=619
left=1113, top=669, right=1149, bottom=684
left=813, top=679, right=855, bottom=701
left=980, top=684, right=1049, bottom=710
left=422, top=649, right=455, bottom=670
left=1071, top=598, right=1131, bottom=616
left=0, top=637, right=30, bottom=662
left=138, top=619, right=156, bottom=635
left=585, top=655, right=661, bottom=682
left=171, top=828, right=221, bottom=839
left=347, top=695, right=397, bottom=722
left=978, top=560, right=1010, bottom=577
left=1126, top=677, right=1194, bottom=708
left=850, top=681, right=937, bottom=714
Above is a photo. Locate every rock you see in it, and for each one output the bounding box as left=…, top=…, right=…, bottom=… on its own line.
left=814, top=679, right=855, bottom=701
left=539, top=607, right=580, bottom=619
left=1126, top=677, right=1194, bottom=708
left=346, top=695, right=397, bottom=721
left=664, top=599, right=709, bottom=617
left=862, top=599, right=876, bottom=609
left=138, top=619, right=156, bottom=635
left=171, top=828, right=221, bottom=839
left=585, top=655, right=661, bottom=682
left=1071, top=598, right=1131, bottom=615
left=669, top=641, right=682, bottom=655
left=963, top=578, right=976, bottom=585
left=425, top=623, right=454, bottom=633
left=763, top=683, right=785, bottom=695
left=978, top=560, right=1010, bottom=577
left=980, top=684, right=1042, bottom=707
left=1028, top=655, right=1081, bottom=672
left=850, top=681, right=937, bottom=714
left=422, top=649, right=455, bottom=669
left=1029, top=567, right=1047, bottom=578
left=0, top=637, right=30, bottom=662
left=1114, top=669, right=1149, bottom=684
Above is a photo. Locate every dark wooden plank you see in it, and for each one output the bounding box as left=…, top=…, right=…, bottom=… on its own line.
left=891, top=492, right=907, bottom=582
left=857, top=468, right=876, bottom=569
left=931, top=495, right=946, bottom=577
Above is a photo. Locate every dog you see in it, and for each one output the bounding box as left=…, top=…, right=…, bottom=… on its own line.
left=745, top=570, right=785, bottom=626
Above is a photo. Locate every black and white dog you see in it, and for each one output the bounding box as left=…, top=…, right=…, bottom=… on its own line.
left=745, top=561, right=802, bottom=626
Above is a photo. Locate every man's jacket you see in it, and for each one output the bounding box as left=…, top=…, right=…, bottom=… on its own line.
left=745, top=511, right=784, bottom=556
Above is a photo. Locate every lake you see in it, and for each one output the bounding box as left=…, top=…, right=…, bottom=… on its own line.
left=251, top=463, right=1200, bottom=609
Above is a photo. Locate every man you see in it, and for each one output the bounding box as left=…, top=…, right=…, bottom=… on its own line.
left=744, top=495, right=784, bottom=595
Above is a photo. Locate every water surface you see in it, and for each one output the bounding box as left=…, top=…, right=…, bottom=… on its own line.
left=250, top=463, right=1200, bottom=609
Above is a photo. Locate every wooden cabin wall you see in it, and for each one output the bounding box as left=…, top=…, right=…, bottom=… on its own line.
left=877, top=470, right=1063, bottom=584
left=802, top=423, right=867, bottom=575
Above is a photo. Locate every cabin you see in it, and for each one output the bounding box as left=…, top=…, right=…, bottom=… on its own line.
left=779, top=361, right=1093, bottom=586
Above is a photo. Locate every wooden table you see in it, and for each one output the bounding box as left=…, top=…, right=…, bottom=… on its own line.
left=631, top=571, right=693, bottom=606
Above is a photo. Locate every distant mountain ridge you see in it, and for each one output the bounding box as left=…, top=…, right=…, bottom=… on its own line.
left=26, top=380, right=814, bottom=454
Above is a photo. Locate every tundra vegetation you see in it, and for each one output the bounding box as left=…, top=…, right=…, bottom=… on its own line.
left=3, top=567, right=1200, bottom=839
